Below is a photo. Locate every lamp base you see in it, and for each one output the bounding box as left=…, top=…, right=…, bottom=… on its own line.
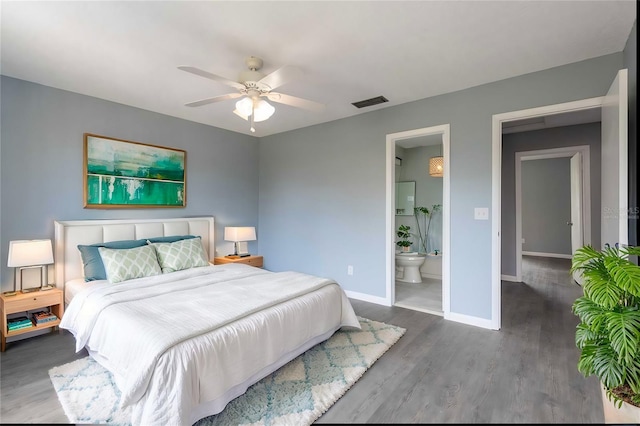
left=239, top=253, right=251, bottom=258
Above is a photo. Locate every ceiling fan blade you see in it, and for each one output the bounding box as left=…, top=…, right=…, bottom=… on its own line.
left=185, top=92, right=243, bottom=107
left=258, top=65, right=303, bottom=90
left=178, top=66, right=245, bottom=90
left=265, top=92, right=325, bottom=112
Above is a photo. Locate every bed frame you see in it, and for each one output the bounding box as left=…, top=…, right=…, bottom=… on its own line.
left=54, top=216, right=215, bottom=293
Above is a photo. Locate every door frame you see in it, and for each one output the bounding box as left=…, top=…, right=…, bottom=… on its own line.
left=491, top=96, right=604, bottom=330
left=385, top=124, right=451, bottom=318
left=513, top=145, right=591, bottom=282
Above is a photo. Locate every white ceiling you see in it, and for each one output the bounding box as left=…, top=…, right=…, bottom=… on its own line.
left=1, top=1, right=635, bottom=138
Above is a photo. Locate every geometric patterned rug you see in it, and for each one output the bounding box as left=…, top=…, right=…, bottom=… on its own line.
left=49, top=317, right=405, bottom=425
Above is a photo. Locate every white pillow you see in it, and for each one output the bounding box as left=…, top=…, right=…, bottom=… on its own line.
left=149, top=236, right=209, bottom=273
left=98, top=245, right=162, bottom=283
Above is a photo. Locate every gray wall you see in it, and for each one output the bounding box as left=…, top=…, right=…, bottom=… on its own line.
left=501, top=123, right=602, bottom=277
left=521, top=158, right=571, bottom=255
left=395, top=145, right=443, bottom=253
left=260, top=54, right=622, bottom=321
left=0, top=76, right=260, bottom=291
left=1, top=48, right=630, bottom=323
left=624, top=20, right=637, bottom=246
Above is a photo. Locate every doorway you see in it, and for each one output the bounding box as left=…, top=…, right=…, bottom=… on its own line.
left=491, top=68, right=629, bottom=330
left=385, top=124, right=451, bottom=318
left=514, top=145, right=592, bottom=283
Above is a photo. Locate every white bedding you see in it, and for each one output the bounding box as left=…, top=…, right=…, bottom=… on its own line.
left=60, top=263, right=360, bottom=426
left=64, top=278, right=98, bottom=304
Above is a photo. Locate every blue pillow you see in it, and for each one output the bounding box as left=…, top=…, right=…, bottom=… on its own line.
left=146, top=235, right=196, bottom=243
left=78, top=239, right=147, bottom=282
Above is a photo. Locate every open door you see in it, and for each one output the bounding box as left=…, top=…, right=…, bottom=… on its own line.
left=570, top=152, right=584, bottom=285
left=601, top=69, right=629, bottom=249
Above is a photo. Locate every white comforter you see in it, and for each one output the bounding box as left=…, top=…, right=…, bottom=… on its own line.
left=61, top=263, right=360, bottom=426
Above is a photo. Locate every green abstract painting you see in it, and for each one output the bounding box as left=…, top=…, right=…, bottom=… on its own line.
left=84, top=134, right=186, bottom=208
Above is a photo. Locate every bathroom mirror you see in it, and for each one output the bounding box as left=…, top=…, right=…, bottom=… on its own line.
left=395, top=181, right=415, bottom=216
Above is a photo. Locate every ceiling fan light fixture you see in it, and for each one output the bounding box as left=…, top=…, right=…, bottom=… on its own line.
left=234, top=98, right=275, bottom=122
left=253, top=99, right=275, bottom=122
left=235, top=97, right=254, bottom=117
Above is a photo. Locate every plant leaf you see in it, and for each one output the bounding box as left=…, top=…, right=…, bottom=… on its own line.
left=575, top=322, right=600, bottom=349
left=573, top=297, right=607, bottom=329
left=571, top=245, right=603, bottom=274
left=590, top=344, right=626, bottom=389
left=606, top=309, right=640, bottom=364
left=605, top=256, right=640, bottom=298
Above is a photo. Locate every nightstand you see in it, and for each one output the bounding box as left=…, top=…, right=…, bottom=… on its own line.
left=0, top=288, right=64, bottom=351
left=213, top=255, right=264, bottom=268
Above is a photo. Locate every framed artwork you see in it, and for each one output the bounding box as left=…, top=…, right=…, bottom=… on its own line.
left=83, top=133, right=186, bottom=209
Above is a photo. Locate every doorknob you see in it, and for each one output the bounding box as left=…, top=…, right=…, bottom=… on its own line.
left=567, top=221, right=573, bottom=226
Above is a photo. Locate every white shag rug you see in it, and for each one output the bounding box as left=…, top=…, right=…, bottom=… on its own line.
left=49, top=317, right=405, bottom=425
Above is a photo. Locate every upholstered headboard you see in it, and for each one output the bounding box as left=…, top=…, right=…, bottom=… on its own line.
left=54, top=216, right=215, bottom=291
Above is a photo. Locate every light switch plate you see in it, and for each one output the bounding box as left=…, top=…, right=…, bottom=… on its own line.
left=474, top=207, right=489, bottom=220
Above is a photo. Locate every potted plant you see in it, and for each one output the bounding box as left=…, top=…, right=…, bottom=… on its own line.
left=570, top=243, right=640, bottom=423
left=396, top=224, right=413, bottom=252
left=413, top=204, right=441, bottom=254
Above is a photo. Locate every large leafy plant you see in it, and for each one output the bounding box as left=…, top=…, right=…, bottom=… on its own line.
left=570, top=244, right=640, bottom=408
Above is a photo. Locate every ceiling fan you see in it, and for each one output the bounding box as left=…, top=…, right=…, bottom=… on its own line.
left=178, top=56, right=325, bottom=133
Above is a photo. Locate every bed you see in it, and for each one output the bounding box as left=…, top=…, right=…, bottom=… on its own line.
left=54, top=216, right=360, bottom=426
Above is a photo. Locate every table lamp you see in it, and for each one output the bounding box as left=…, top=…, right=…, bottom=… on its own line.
left=7, top=239, right=54, bottom=293
left=224, top=227, right=256, bottom=258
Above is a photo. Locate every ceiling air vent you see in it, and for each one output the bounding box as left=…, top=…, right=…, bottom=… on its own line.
left=351, top=96, right=389, bottom=109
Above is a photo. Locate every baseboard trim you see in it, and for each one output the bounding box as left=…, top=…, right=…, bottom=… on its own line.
left=394, top=302, right=443, bottom=317
left=501, top=274, right=520, bottom=282
left=421, top=273, right=443, bottom=280
left=522, top=251, right=572, bottom=259
left=345, top=290, right=391, bottom=306
left=445, top=311, right=496, bottom=330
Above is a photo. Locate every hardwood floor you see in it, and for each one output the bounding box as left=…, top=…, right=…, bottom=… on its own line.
left=0, top=255, right=602, bottom=424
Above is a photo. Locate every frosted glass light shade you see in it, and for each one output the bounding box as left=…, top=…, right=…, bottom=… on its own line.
left=234, top=98, right=275, bottom=122
left=224, top=227, right=257, bottom=242
left=7, top=239, right=54, bottom=267
left=235, top=97, right=254, bottom=117
left=253, top=100, right=275, bottom=122
left=429, top=156, right=444, bottom=177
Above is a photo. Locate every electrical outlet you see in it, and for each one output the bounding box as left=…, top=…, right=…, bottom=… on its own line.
left=521, top=238, right=525, bottom=244
left=347, top=265, right=354, bottom=276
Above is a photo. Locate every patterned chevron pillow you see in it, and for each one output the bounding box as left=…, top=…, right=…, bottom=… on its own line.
left=150, top=236, right=209, bottom=273
left=98, top=244, right=162, bottom=283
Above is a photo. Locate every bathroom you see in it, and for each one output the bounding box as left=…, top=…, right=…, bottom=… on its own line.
left=394, top=137, right=443, bottom=315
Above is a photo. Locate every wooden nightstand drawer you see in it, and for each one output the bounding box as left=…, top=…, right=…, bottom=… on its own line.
left=242, top=256, right=263, bottom=268
left=213, top=255, right=264, bottom=268
left=4, top=291, right=62, bottom=315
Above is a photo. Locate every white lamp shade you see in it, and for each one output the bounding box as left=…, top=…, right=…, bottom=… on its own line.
left=8, top=239, right=54, bottom=267
left=224, top=227, right=257, bottom=242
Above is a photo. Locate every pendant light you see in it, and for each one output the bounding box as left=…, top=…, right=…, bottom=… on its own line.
left=429, top=144, right=444, bottom=177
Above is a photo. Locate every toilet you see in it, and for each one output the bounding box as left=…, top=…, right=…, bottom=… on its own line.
left=395, top=252, right=427, bottom=283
